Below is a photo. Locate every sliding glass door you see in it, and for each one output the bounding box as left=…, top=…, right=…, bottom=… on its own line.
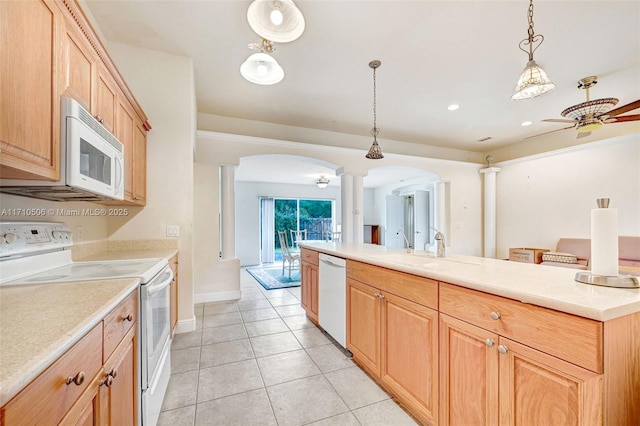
left=261, top=197, right=334, bottom=262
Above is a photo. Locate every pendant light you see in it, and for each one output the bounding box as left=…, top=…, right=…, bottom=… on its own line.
left=240, top=52, right=284, bottom=85
left=511, top=0, right=556, bottom=100
left=247, top=0, right=305, bottom=43
left=366, top=60, right=383, bottom=160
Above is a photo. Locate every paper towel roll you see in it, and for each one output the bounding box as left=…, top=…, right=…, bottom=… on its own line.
left=590, top=208, right=618, bottom=276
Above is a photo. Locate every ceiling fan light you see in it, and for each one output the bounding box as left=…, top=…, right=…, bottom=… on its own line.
left=512, top=60, right=556, bottom=100
left=316, top=176, right=329, bottom=188
left=577, top=121, right=603, bottom=133
left=247, top=0, right=305, bottom=43
left=240, top=53, right=284, bottom=85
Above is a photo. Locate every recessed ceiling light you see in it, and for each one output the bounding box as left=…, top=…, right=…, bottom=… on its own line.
left=521, top=121, right=533, bottom=126
left=447, top=104, right=460, bottom=111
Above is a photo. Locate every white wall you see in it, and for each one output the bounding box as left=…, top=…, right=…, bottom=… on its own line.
left=235, top=181, right=342, bottom=266
left=0, top=195, right=108, bottom=242
left=106, top=43, right=196, bottom=328
left=495, top=135, right=640, bottom=259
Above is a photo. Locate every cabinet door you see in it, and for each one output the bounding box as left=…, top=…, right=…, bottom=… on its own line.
left=381, top=291, right=439, bottom=425
left=0, top=0, right=62, bottom=180
left=94, top=65, right=116, bottom=133
left=309, top=263, right=319, bottom=321
left=132, top=119, right=147, bottom=204
left=346, top=278, right=381, bottom=378
left=62, top=21, right=94, bottom=111
left=59, top=371, right=102, bottom=426
left=169, top=256, right=179, bottom=336
left=301, top=261, right=310, bottom=312
left=498, top=337, right=602, bottom=426
left=100, top=327, right=137, bottom=426
left=439, top=314, right=499, bottom=426
left=116, top=97, right=135, bottom=201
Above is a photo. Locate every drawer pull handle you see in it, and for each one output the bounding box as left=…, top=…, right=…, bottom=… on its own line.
left=490, top=311, right=501, bottom=320
left=485, top=338, right=495, bottom=347
left=498, top=345, right=509, bottom=354
left=123, top=314, right=134, bottom=322
left=66, top=371, right=85, bottom=386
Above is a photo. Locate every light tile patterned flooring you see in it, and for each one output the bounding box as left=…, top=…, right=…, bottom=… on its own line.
left=158, top=268, right=418, bottom=426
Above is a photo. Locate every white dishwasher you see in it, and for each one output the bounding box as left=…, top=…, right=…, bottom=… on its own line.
left=318, top=253, right=347, bottom=348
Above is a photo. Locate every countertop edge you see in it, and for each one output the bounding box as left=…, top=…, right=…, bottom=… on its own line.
left=299, top=242, right=640, bottom=322
left=0, top=279, right=140, bottom=407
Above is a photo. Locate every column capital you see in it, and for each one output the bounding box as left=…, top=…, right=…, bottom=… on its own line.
left=479, top=167, right=501, bottom=174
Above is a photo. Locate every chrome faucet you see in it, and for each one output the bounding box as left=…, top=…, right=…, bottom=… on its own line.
left=397, top=229, right=413, bottom=253
left=433, top=228, right=445, bottom=258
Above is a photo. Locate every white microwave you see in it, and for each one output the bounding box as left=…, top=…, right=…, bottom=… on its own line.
left=0, top=97, right=124, bottom=201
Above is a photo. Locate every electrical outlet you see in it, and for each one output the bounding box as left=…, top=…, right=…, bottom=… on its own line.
left=166, top=225, right=180, bottom=237
left=77, top=226, right=83, bottom=241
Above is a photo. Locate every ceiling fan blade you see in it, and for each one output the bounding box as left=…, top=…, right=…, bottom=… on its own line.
left=609, top=114, right=640, bottom=123
left=525, top=125, right=575, bottom=140
left=577, top=131, right=591, bottom=139
left=606, top=100, right=640, bottom=117
left=542, top=118, right=577, bottom=124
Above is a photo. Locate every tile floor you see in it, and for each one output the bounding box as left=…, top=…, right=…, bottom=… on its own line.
left=158, top=268, right=418, bottom=426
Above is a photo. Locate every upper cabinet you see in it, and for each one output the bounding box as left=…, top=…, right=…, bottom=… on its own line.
left=0, top=0, right=64, bottom=181
left=1, top=0, right=150, bottom=205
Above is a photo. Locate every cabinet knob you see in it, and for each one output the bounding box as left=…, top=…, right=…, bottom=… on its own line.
left=497, top=345, right=509, bottom=354
left=95, top=114, right=104, bottom=123
left=373, top=293, right=385, bottom=299
left=123, top=314, right=133, bottom=322
left=66, top=371, right=85, bottom=386
left=490, top=311, right=501, bottom=320
left=109, top=368, right=118, bottom=379
left=485, top=338, right=495, bottom=347
left=134, top=196, right=141, bottom=200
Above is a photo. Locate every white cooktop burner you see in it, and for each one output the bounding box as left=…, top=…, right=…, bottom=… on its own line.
left=12, top=258, right=167, bottom=285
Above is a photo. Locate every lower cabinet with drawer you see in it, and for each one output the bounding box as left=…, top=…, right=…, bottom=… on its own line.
left=347, top=261, right=439, bottom=426
left=1, top=289, right=138, bottom=426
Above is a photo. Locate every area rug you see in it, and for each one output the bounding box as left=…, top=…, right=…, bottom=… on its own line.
left=246, top=265, right=301, bottom=290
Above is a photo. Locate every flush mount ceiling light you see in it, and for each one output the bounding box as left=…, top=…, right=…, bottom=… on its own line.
left=365, top=60, right=383, bottom=160
left=316, top=176, right=329, bottom=188
left=240, top=52, right=284, bottom=85
left=511, top=0, right=556, bottom=100
left=447, top=104, right=460, bottom=111
left=247, top=0, right=305, bottom=43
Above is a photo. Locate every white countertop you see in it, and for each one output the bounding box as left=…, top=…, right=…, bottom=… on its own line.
left=299, top=242, right=640, bottom=321
left=0, top=278, right=139, bottom=406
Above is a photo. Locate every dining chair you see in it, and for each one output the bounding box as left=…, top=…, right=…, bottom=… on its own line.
left=324, top=231, right=341, bottom=242
left=278, top=231, right=301, bottom=278
left=290, top=229, right=307, bottom=248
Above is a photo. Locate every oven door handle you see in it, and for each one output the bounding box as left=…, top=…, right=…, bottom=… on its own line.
left=146, top=268, right=174, bottom=295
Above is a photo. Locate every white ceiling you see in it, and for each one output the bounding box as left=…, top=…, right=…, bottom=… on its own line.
left=84, top=0, right=640, bottom=187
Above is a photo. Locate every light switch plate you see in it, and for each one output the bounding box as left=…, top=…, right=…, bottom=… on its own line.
left=166, top=225, right=180, bottom=237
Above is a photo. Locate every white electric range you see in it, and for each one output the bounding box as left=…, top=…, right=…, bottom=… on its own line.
left=0, top=222, right=172, bottom=426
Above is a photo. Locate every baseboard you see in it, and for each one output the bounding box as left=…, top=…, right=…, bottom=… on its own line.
left=174, top=316, right=196, bottom=334
left=193, top=290, right=241, bottom=304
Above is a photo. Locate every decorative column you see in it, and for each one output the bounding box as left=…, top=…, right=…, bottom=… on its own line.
left=220, top=164, right=236, bottom=259
left=479, top=167, right=501, bottom=258
left=341, top=174, right=354, bottom=243
left=352, top=175, right=364, bottom=243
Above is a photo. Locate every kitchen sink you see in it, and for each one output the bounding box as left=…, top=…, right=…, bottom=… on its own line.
left=369, top=251, right=483, bottom=267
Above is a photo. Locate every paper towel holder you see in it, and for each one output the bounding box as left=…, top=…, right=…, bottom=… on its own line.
left=575, top=272, right=639, bottom=288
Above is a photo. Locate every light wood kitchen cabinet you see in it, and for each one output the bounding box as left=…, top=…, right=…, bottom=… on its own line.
left=1, top=0, right=151, bottom=198
left=169, top=255, right=179, bottom=336
left=439, top=284, right=604, bottom=425
left=1, top=289, right=138, bottom=426
left=347, top=260, right=439, bottom=425
left=300, top=248, right=319, bottom=324
left=0, top=0, right=63, bottom=181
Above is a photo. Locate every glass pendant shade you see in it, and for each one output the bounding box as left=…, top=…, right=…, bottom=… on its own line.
left=240, top=53, right=284, bottom=85
left=511, top=60, right=556, bottom=100
left=366, top=139, right=384, bottom=159
left=247, top=0, right=305, bottom=43
left=316, top=176, right=329, bottom=188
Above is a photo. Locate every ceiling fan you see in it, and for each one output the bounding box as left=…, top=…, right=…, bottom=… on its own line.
left=530, top=76, right=640, bottom=139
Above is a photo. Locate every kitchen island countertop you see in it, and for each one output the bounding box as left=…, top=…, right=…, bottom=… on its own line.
left=298, top=241, right=640, bottom=321
left=0, top=278, right=139, bottom=406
